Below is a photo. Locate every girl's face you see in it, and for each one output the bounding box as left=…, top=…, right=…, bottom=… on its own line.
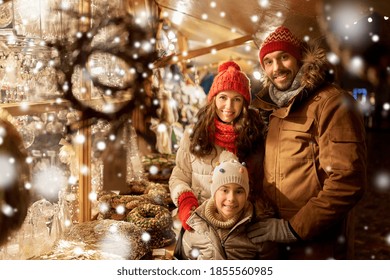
left=215, top=90, right=244, bottom=123
left=214, top=183, right=247, bottom=221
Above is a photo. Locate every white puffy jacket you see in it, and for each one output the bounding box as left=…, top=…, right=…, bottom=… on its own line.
left=169, top=128, right=226, bottom=207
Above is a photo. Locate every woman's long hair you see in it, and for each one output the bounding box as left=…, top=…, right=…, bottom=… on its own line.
left=189, top=97, right=265, bottom=162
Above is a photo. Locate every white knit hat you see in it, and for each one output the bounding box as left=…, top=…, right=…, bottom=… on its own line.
left=211, top=158, right=249, bottom=199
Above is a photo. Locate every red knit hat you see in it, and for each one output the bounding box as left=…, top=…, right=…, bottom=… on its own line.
left=259, top=26, right=302, bottom=67
left=207, top=61, right=251, bottom=103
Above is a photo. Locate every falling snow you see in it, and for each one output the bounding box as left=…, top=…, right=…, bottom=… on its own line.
left=32, top=166, right=68, bottom=200
left=0, top=0, right=389, bottom=262
left=1, top=203, right=14, bottom=217
left=374, top=171, right=390, bottom=191
left=0, top=154, right=17, bottom=188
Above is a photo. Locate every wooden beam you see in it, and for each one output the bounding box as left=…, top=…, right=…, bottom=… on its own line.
left=76, top=124, right=92, bottom=223
left=154, top=34, right=254, bottom=68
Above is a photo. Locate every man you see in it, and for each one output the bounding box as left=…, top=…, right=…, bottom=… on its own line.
left=249, top=26, right=367, bottom=259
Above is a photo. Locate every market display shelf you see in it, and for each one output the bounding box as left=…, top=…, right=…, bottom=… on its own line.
left=1, top=100, right=70, bottom=116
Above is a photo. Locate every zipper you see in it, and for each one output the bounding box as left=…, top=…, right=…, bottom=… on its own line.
left=194, top=212, right=228, bottom=259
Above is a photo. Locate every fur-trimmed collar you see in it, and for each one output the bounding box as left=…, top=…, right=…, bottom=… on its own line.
left=258, top=42, right=334, bottom=99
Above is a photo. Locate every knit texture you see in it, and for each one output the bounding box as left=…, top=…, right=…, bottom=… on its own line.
left=259, top=26, right=302, bottom=67
left=269, top=68, right=304, bottom=107
left=207, top=61, right=251, bottom=103
left=204, top=199, right=241, bottom=229
left=213, top=119, right=237, bottom=154
left=178, top=191, right=199, bottom=230
left=211, top=157, right=249, bottom=199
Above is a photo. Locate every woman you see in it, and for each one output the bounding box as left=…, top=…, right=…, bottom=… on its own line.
left=169, top=61, right=271, bottom=231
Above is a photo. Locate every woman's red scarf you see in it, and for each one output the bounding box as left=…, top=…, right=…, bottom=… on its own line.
left=213, top=118, right=237, bottom=154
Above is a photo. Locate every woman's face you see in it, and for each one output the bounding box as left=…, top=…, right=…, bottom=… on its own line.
left=214, top=90, right=244, bottom=123
left=214, top=183, right=247, bottom=221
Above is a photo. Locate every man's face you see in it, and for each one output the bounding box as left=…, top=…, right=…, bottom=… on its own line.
left=262, top=51, right=300, bottom=91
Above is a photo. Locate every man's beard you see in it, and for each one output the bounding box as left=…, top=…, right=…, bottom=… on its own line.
left=271, top=70, right=293, bottom=91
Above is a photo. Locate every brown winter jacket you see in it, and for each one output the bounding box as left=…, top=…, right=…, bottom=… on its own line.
left=252, top=43, right=367, bottom=259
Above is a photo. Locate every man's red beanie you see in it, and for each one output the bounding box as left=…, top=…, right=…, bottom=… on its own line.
left=259, top=26, right=302, bottom=67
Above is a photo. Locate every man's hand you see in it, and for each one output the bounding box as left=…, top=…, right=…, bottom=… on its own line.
left=248, top=218, right=298, bottom=243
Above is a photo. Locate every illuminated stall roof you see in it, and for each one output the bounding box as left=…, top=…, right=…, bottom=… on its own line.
left=152, top=0, right=390, bottom=77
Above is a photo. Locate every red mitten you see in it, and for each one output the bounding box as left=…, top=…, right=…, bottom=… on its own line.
left=178, top=192, right=199, bottom=230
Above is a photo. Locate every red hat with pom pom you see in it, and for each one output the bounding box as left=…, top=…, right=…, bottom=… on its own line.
left=207, top=61, right=251, bottom=103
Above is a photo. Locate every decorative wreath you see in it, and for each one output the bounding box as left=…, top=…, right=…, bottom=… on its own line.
left=126, top=203, right=172, bottom=231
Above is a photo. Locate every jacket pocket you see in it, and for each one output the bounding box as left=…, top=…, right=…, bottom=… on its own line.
left=280, top=117, right=315, bottom=159
left=278, top=118, right=319, bottom=208
left=282, top=117, right=314, bottom=133
left=329, top=127, right=362, bottom=142
left=329, top=127, right=364, bottom=170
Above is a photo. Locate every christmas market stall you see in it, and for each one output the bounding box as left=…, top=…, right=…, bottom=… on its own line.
left=1, top=0, right=390, bottom=260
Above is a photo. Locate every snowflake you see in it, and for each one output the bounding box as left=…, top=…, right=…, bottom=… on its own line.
left=374, top=171, right=390, bottom=191
left=190, top=248, right=200, bottom=259
left=99, top=230, right=131, bottom=258
left=386, top=233, right=390, bottom=245
left=32, top=166, right=68, bottom=200
left=0, top=154, right=17, bottom=188
left=149, top=165, right=159, bottom=175
left=141, top=232, right=151, bottom=242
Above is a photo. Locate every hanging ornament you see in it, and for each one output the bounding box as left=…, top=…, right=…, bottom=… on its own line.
left=0, top=1, right=13, bottom=29
left=48, top=11, right=160, bottom=132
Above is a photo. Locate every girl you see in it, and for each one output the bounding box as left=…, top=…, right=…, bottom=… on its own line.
left=180, top=156, right=277, bottom=259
